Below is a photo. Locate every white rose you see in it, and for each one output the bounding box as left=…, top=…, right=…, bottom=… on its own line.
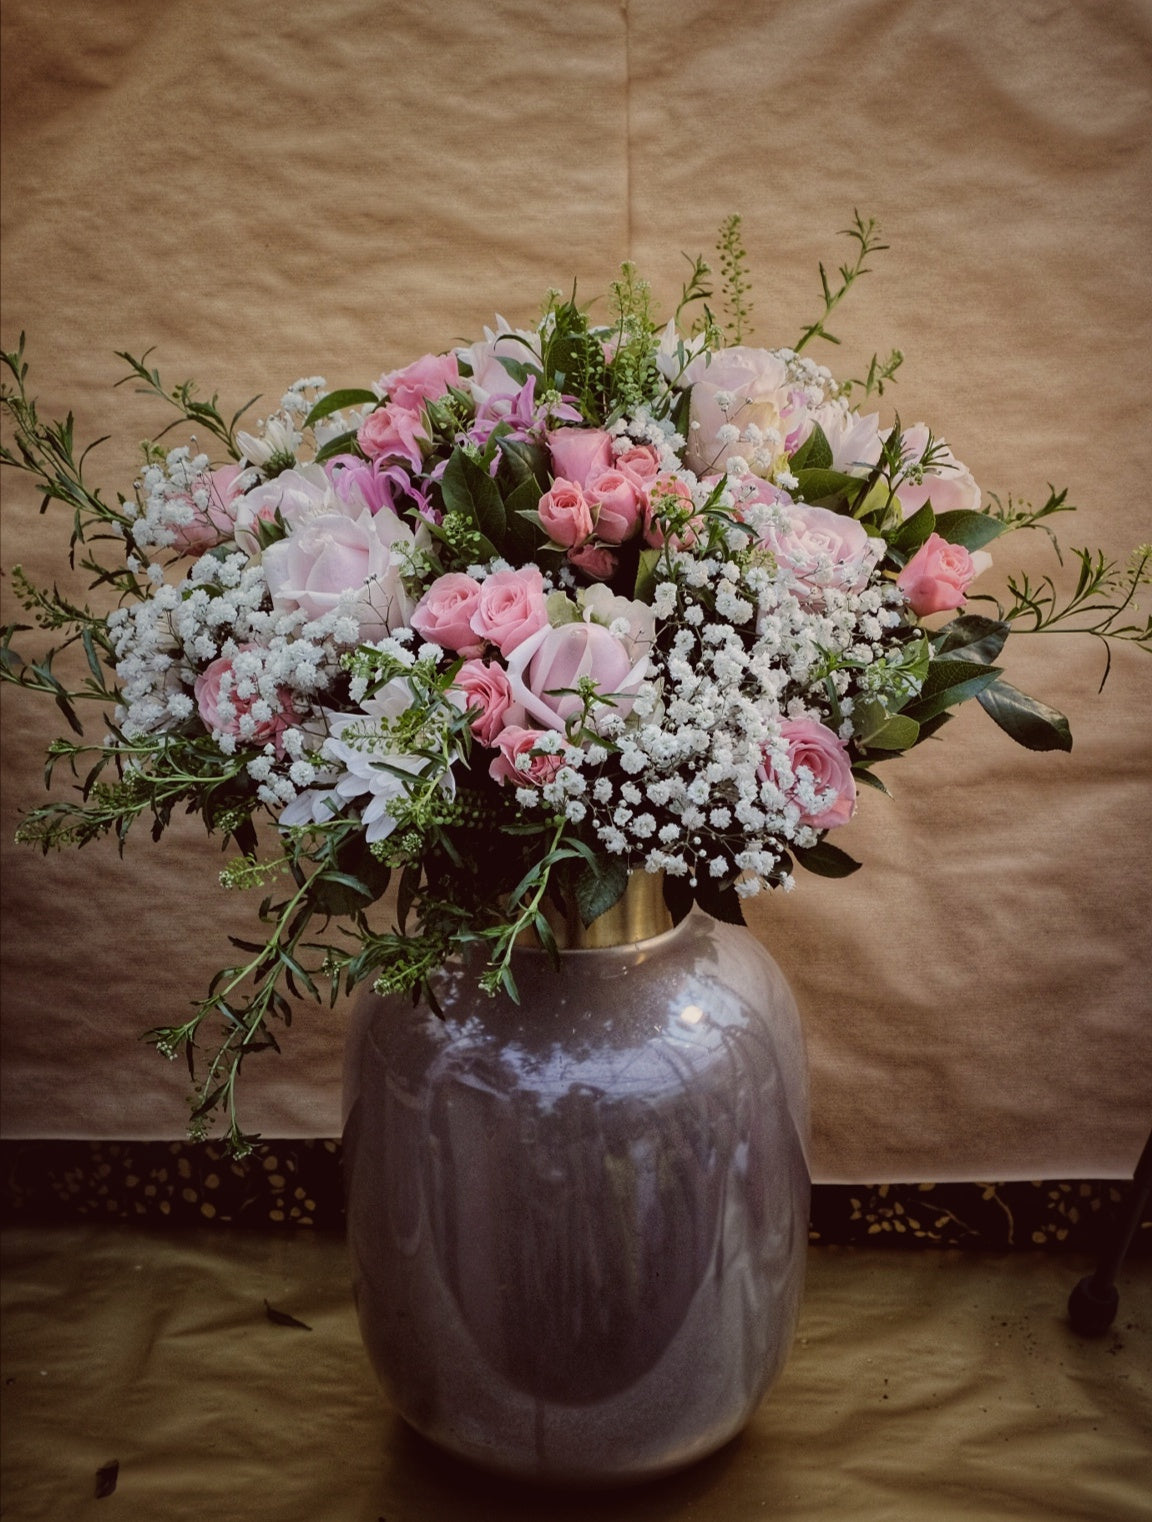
left=262, top=504, right=417, bottom=638
left=681, top=346, right=802, bottom=478
left=233, top=464, right=342, bottom=555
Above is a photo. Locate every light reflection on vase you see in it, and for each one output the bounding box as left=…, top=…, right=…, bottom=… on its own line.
left=343, top=907, right=809, bottom=1485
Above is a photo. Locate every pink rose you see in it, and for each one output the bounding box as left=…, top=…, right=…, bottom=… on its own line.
left=194, top=649, right=299, bottom=755
left=504, top=619, right=650, bottom=732
left=537, top=478, right=594, bottom=548
left=566, top=543, right=619, bottom=581
left=411, top=573, right=485, bottom=655
left=586, top=469, right=645, bottom=543
left=262, top=504, right=417, bottom=638
left=758, top=503, right=883, bottom=601
left=547, top=427, right=614, bottom=488
left=489, top=725, right=566, bottom=787
left=897, top=533, right=992, bottom=617
left=892, top=424, right=982, bottom=518
left=452, top=658, right=516, bottom=746
left=762, top=718, right=856, bottom=831
left=357, top=403, right=428, bottom=470
left=614, top=444, right=661, bottom=488
left=469, top=566, right=549, bottom=656
left=171, top=464, right=247, bottom=554
left=644, top=474, right=702, bottom=550
left=377, top=352, right=460, bottom=411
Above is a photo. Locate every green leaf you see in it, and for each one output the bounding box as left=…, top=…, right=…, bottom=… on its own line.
left=788, top=423, right=832, bottom=473
left=932, top=510, right=1007, bottom=550
left=263, top=1300, right=312, bottom=1331
left=793, top=840, right=862, bottom=877
left=532, top=909, right=560, bottom=960
left=792, top=467, right=862, bottom=505
left=441, top=449, right=506, bottom=546
left=977, top=679, right=1073, bottom=752
left=80, top=626, right=105, bottom=685
left=303, top=389, right=378, bottom=429
left=52, top=690, right=83, bottom=736
left=503, top=478, right=544, bottom=559
left=853, top=476, right=896, bottom=521
left=309, top=841, right=391, bottom=917
left=574, top=856, right=629, bottom=927
left=498, top=436, right=550, bottom=491
left=852, top=767, right=891, bottom=795
left=903, top=658, right=1002, bottom=722
left=919, top=656, right=1003, bottom=698
left=634, top=547, right=663, bottom=602
left=422, top=514, right=499, bottom=565
left=914, top=711, right=953, bottom=743
left=494, top=355, right=541, bottom=387
left=887, top=501, right=935, bottom=556
left=694, top=879, right=747, bottom=926
left=934, top=614, right=1010, bottom=665
left=312, top=428, right=360, bottom=465
left=545, top=590, right=580, bottom=625
left=862, top=713, right=920, bottom=750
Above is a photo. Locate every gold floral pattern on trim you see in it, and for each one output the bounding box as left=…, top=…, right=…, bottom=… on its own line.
left=2, top=1142, right=1148, bottom=1252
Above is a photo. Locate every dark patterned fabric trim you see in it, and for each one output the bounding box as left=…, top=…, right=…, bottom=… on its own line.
left=2, top=1140, right=1149, bottom=1252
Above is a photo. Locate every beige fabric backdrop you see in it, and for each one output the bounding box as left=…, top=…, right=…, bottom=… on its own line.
left=1, top=0, right=1149, bottom=1180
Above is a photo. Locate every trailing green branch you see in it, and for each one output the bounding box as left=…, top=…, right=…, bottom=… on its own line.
left=794, top=211, right=889, bottom=352
left=115, top=349, right=259, bottom=456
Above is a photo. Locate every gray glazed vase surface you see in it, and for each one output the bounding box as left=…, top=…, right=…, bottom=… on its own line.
left=342, top=908, right=810, bottom=1484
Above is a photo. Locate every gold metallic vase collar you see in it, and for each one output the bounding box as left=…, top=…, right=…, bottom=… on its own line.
left=533, top=870, right=674, bottom=950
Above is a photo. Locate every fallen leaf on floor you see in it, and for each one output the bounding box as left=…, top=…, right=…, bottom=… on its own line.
left=263, top=1299, right=312, bottom=1331
left=95, top=1460, right=119, bottom=1499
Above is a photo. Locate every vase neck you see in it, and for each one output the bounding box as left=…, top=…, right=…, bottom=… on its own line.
left=533, top=871, right=675, bottom=950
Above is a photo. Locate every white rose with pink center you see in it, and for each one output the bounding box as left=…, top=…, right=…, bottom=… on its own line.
left=262, top=503, right=416, bottom=639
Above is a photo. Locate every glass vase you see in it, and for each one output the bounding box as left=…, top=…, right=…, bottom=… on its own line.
left=343, top=881, right=810, bottom=1485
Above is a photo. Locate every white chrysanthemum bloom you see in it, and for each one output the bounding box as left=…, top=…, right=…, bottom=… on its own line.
left=236, top=414, right=301, bottom=470
left=278, top=678, right=454, bottom=843
left=654, top=319, right=709, bottom=385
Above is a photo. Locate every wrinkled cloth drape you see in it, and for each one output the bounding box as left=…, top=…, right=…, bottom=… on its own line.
left=2, top=0, right=1149, bottom=1180
left=3, top=1227, right=1150, bottom=1520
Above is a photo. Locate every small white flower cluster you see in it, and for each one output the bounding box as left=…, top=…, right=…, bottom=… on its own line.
left=107, top=551, right=363, bottom=778
left=775, top=348, right=840, bottom=403
left=127, top=447, right=216, bottom=550
left=609, top=408, right=684, bottom=473
left=279, top=377, right=327, bottom=418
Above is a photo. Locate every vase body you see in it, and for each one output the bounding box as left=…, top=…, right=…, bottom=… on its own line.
left=342, top=907, right=810, bottom=1485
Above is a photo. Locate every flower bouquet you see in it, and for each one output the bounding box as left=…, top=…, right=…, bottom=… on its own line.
left=3, top=214, right=1148, bottom=1154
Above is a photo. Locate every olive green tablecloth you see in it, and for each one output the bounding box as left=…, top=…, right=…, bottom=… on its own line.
left=2, top=1225, right=1149, bottom=1520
